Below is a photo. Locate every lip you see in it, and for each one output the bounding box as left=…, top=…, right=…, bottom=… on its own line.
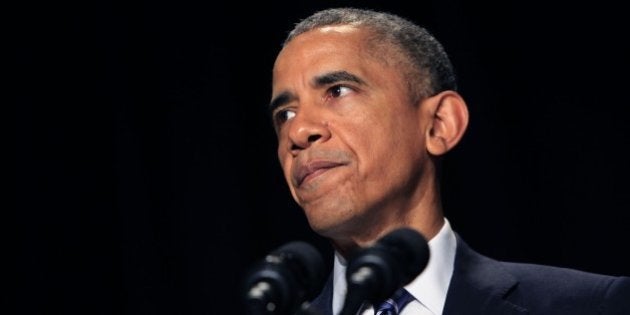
left=293, top=160, right=345, bottom=187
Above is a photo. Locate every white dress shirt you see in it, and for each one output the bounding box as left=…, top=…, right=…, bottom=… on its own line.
left=331, top=219, right=457, bottom=315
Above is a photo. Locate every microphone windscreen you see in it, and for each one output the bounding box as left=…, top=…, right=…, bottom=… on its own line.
left=377, top=227, right=430, bottom=284
left=243, top=240, right=326, bottom=315
left=270, top=241, right=326, bottom=300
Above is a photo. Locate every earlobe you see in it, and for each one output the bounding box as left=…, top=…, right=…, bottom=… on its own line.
left=425, top=91, right=469, bottom=156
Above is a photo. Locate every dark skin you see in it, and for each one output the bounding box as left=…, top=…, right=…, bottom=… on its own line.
left=271, top=25, right=469, bottom=257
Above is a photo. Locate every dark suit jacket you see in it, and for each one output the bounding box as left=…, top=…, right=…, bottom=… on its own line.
left=306, top=236, right=630, bottom=315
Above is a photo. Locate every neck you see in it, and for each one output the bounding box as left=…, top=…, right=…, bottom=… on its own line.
left=331, top=208, right=444, bottom=259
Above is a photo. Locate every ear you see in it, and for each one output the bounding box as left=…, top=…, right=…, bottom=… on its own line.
left=423, top=91, right=469, bottom=156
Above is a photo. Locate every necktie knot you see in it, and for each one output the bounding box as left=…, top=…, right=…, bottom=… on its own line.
left=374, top=288, right=415, bottom=315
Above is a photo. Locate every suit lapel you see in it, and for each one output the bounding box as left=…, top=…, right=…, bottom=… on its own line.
left=442, top=236, right=528, bottom=315
left=305, top=273, right=333, bottom=315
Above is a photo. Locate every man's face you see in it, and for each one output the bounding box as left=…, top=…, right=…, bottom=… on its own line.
left=270, top=26, right=433, bottom=241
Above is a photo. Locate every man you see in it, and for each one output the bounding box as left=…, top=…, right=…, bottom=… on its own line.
left=268, top=7, right=630, bottom=315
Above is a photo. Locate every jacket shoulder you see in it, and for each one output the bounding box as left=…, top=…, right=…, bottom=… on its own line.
left=445, top=236, right=630, bottom=315
left=500, top=261, right=630, bottom=314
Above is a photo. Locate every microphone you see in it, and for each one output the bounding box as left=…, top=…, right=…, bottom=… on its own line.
left=243, top=241, right=326, bottom=315
left=339, top=227, right=430, bottom=315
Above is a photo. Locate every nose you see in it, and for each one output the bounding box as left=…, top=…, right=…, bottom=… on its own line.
left=286, top=108, right=331, bottom=154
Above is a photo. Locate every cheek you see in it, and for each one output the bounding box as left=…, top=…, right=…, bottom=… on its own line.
left=350, top=108, right=407, bottom=148
left=278, top=154, right=291, bottom=178
left=277, top=144, right=292, bottom=179
left=352, top=112, right=422, bottom=176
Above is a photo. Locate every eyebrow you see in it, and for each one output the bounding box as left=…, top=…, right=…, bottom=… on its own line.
left=268, top=70, right=365, bottom=113
left=269, top=91, right=296, bottom=114
left=313, top=70, right=365, bottom=87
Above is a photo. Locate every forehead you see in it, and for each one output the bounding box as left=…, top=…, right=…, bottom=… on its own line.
left=275, top=26, right=369, bottom=68
left=272, top=26, right=399, bottom=88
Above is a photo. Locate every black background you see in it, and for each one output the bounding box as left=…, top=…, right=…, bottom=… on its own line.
left=10, top=0, right=630, bottom=314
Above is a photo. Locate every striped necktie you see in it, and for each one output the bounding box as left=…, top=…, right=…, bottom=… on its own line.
left=374, top=288, right=415, bottom=315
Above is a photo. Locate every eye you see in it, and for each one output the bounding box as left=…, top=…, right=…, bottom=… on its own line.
left=328, top=85, right=352, bottom=98
left=273, top=108, right=296, bottom=127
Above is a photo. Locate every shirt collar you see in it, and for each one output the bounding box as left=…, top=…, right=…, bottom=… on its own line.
left=404, top=218, right=456, bottom=313
left=331, top=219, right=457, bottom=315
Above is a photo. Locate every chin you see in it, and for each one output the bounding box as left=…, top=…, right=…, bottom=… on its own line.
left=304, top=210, right=360, bottom=241
left=299, top=192, right=361, bottom=237
left=304, top=208, right=343, bottom=236
left=305, top=212, right=338, bottom=235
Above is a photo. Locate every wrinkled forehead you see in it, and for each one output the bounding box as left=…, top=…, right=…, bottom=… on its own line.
left=272, top=25, right=403, bottom=77
left=276, top=26, right=368, bottom=60
left=272, top=27, right=370, bottom=78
